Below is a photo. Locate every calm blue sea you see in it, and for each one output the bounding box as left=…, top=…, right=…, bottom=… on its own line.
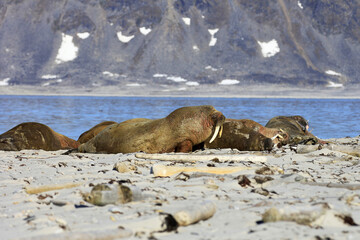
left=0, top=95, right=359, bottom=140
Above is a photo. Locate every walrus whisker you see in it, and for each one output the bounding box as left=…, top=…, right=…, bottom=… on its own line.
left=209, top=125, right=220, bottom=143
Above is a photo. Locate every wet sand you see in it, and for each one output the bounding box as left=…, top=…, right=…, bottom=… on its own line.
left=1, top=137, right=360, bottom=239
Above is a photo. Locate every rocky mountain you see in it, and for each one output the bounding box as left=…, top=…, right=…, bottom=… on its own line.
left=0, top=0, right=359, bottom=88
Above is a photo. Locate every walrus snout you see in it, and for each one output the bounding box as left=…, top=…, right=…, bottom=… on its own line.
left=211, top=112, right=226, bottom=126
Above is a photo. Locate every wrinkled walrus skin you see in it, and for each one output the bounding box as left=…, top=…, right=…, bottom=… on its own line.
left=78, top=105, right=226, bottom=154
left=265, top=116, right=320, bottom=145
left=78, top=121, right=117, bottom=144
left=0, top=122, right=80, bottom=151
left=204, top=119, right=285, bottom=151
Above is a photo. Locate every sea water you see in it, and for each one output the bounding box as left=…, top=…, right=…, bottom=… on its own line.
left=0, top=95, right=359, bottom=140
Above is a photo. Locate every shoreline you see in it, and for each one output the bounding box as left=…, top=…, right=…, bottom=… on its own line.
left=1, top=84, right=360, bottom=99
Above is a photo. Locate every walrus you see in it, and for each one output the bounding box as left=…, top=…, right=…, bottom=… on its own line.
left=78, top=121, right=117, bottom=144
left=265, top=116, right=320, bottom=145
left=203, top=119, right=288, bottom=151
left=78, top=119, right=152, bottom=144
left=78, top=105, right=225, bottom=154
left=0, top=122, right=80, bottom=151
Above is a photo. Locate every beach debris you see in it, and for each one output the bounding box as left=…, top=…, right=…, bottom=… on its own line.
left=261, top=205, right=358, bottom=227
left=174, top=172, right=191, bottom=181
left=23, top=215, right=36, bottom=223
left=136, top=152, right=267, bottom=162
left=255, top=166, right=284, bottom=175
left=151, top=164, right=254, bottom=177
left=174, top=183, right=219, bottom=190
left=304, top=182, right=360, bottom=190
left=236, top=175, right=252, bottom=187
left=171, top=200, right=216, bottom=226
left=113, top=162, right=138, bottom=173
left=339, top=193, right=360, bottom=206
left=51, top=200, right=70, bottom=207
left=117, top=201, right=216, bottom=235
left=263, top=173, right=360, bottom=190
left=108, top=206, right=124, bottom=214
left=25, top=182, right=84, bottom=194
left=83, top=183, right=146, bottom=206
left=254, top=175, right=274, bottom=184
left=296, top=144, right=360, bottom=157
left=251, top=188, right=275, bottom=197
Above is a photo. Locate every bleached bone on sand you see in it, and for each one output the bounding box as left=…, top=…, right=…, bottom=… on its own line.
left=25, top=182, right=84, bottom=194
left=172, top=200, right=216, bottom=226
left=121, top=201, right=216, bottom=233
left=152, top=164, right=254, bottom=177
left=83, top=183, right=145, bottom=206
left=136, top=153, right=267, bottom=162
left=262, top=206, right=357, bottom=227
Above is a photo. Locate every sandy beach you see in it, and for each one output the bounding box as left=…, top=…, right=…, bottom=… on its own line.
left=1, top=84, right=360, bottom=99
left=1, top=136, right=360, bottom=239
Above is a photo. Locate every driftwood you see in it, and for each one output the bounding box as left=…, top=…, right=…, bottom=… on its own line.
left=136, top=153, right=267, bottom=162
left=152, top=164, right=254, bottom=177
left=25, top=182, right=84, bottom=194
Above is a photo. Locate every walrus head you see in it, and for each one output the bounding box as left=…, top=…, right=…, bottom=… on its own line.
left=289, top=116, right=309, bottom=132
left=166, top=105, right=226, bottom=149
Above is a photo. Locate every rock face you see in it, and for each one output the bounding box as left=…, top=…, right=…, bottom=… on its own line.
left=0, top=0, right=359, bottom=87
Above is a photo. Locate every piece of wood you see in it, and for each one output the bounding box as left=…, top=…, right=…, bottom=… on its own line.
left=136, top=153, right=267, bottom=162
left=152, top=164, right=254, bottom=177
left=25, top=182, right=84, bottom=194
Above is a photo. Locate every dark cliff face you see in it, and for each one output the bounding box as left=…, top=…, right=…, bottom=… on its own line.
left=0, top=0, right=359, bottom=87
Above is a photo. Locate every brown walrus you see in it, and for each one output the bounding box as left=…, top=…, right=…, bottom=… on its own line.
left=78, top=105, right=225, bottom=154
left=0, top=122, right=80, bottom=151
left=204, top=119, right=288, bottom=151
left=265, top=116, right=321, bottom=145
left=78, top=121, right=117, bottom=144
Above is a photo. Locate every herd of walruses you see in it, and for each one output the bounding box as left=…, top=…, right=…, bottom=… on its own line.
left=0, top=105, right=322, bottom=153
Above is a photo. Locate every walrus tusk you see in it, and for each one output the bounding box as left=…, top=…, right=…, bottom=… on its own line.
left=25, top=182, right=84, bottom=194
left=271, top=134, right=283, bottom=140
left=135, top=153, right=267, bottom=162
left=152, top=164, right=254, bottom=177
left=172, top=200, right=216, bottom=226
left=218, top=125, right=223, bottom=138
left=209, top=125, right=221, bottom=143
